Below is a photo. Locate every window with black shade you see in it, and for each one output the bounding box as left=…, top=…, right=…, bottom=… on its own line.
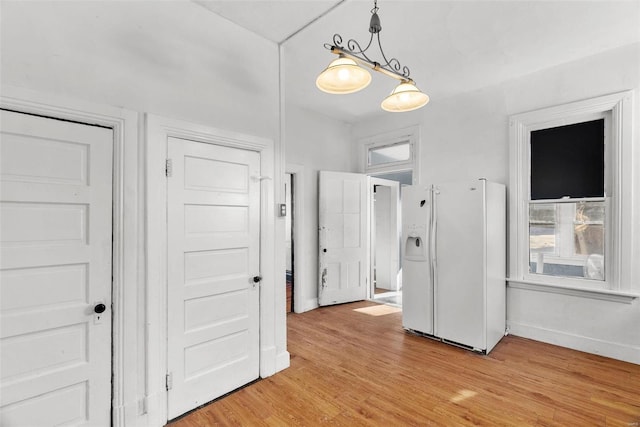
left=530, top=119, right=605, bottom=200
left=511, top=92, right=636, bottom=294
left=528, top=118, right=607, bottom=281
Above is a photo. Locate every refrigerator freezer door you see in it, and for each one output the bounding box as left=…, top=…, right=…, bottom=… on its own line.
left=401, top=185, right=433, bottom=335
left=434, top=180, right=486, bottom=350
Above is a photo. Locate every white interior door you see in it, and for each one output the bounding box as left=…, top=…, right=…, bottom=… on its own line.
left=166, top=137, right=260, bottom=419
left=0, top=110, right=113, bottom=426
left=318, top=171, right=368, bottom=306
left=370, top=178, right=400, bottom=293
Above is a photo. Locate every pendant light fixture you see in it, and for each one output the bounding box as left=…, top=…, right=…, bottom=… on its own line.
left=316, top=0, right=429, bottom=112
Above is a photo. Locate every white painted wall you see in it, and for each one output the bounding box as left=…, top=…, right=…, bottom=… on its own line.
left=353, top=43, right=640, bottom=363
left=285, top=106, right=353, bottom=312
left=1, top=1, right=287, bottom=425
left=502, top=43, right=640, bottom=364
left=0, top=1, right=279, bottom=139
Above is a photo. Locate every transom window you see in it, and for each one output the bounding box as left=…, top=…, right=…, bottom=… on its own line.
left=367, top=141, right=411, bottom=167
left=360, top=126, right=419, bottom=186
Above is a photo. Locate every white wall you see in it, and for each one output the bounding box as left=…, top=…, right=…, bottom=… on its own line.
left=285, top=106, right=353, bottom=312
left=0, top=1, right=279, bottom=139
left=1, top=1, right=286, bottom=424
left=353, top=43, right=640, bottom=363
left=502, top=43, right=640, bottom=364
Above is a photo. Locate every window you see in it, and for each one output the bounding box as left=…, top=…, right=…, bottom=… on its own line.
left=368, top=141, right=411, bottom=167
left=360, top=126, right=419, bottom=185
left=527, top=118, right=607, bottom=281
left=529, top=201, right=605, bottom=280
left=509, top=91, right=636, bottom=293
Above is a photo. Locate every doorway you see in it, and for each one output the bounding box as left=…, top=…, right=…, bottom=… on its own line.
left=370, top=177, right=401, bottom=306
left=285, top=173, right=294, bottom=313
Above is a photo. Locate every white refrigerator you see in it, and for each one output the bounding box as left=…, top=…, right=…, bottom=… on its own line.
left=402, top=179, right=506, bottom=354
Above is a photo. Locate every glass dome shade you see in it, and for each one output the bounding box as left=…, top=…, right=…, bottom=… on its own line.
left=381, top=82, right=429, bottom=112
left=316, top=56, right=372, bottom=94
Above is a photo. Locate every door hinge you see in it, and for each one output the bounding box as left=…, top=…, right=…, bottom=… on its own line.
left=138, top=397, right=148, bottom=415
left=165, top=372, right=173, bottom=391
left=165, top=159, right=173, bottom=177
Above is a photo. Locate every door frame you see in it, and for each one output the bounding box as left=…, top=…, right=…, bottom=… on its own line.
left=145, top=114, right=279, bottom=424
left=0, top=86, right=139, bottom=427
left=285, top=164, right=305, bottom=313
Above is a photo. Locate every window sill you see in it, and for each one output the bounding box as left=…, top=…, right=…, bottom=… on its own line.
left=507, top=278, right=639, bottom=304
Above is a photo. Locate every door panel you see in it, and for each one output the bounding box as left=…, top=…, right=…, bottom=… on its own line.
left=401, top=185, right=433, bottom=334
left=167, top=137, right=260, bottom=419
left=0, top=109, right=113, bottom=426
left=434, top=181, right=485, bottom=349
left=318, top=171, right=368, bottom=306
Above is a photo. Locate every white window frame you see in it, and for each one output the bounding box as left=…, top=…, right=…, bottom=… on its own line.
left=359, top=126, right=420, bottom=183
left=529, top=200, right=606, bottom=275
left=509, top=91, right=638, bottom=301
left=527, top=112, right=610, bottom=283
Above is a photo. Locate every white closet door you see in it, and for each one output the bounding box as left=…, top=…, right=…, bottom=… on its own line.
left=0, top=110, right=113, bottom=426
left=166, top=137, right=260, bottom=419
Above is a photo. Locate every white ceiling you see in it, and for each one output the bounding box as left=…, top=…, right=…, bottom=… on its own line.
left=200, top=0, right=639, bottom=123
left=194, top=0, right=345, bottom=43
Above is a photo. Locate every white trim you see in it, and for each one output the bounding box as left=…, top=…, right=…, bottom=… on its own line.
left=145, top=114, right=278, bottom=424
left=508, top=280, right=638, bottom=304
left=276, top=43, right=291, bottom=373
left=285, top=164, right=306, bottom=314
left=509, top=90, right=636, bottom=294
left=303, top=298, right=320, bottom=312
left=0, top=85, right=141, bottom=427
left=508, top=320, right=640, bottom=365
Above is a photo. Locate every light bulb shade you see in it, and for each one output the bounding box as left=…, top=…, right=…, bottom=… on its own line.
left=381, top=82, right=430, bottom=112
left=316, top=56, right=372, bottom=94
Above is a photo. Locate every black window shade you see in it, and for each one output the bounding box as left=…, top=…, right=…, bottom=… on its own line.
left=530, top=119, right=604, bottom=200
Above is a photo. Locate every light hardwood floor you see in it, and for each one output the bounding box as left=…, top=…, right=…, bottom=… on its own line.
left=170, top=300, right=640, bottom=426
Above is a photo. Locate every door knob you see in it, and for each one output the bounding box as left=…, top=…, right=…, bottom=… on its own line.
left=253, top=276, right=262, bottom=283
left=94, top=303, right=106, bottom=314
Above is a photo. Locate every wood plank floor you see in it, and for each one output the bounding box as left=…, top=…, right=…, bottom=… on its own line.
left=170, top=301, right=640, bottom=426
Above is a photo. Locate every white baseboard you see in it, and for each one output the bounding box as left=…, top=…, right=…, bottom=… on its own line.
left=508, top=321, right=640, bottom=365
left=144, top=391, right=165, bottom=427
left=276, top=350, right=291, bottom=372
left=301, top=298, right=319, bottom=313
left=260, top=345, right=277, bottom=377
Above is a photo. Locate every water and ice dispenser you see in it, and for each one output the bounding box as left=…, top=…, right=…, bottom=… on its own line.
left=402, top=186, right=431, bottom=263
left=404, top=224, right=427, bottom=260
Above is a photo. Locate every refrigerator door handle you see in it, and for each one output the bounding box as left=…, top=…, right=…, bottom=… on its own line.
left=431, top=186, right=439, bottom=334
left=431, top=187, right=439, bottom=268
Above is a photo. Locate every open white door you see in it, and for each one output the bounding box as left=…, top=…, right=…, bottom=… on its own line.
left=0, top=110, right=113, bottom=426
left=318, top=171, right=369, bottom=306
left=370, top=177, right=400, bottom=294
left=166, top=137, right=260, bottom=419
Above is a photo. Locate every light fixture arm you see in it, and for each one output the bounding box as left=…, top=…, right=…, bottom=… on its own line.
left=326, top=43, right=413, bottom=84
left=322, top=1, right=412, bottom=83
left=317, top=0, right=429, bottom=113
